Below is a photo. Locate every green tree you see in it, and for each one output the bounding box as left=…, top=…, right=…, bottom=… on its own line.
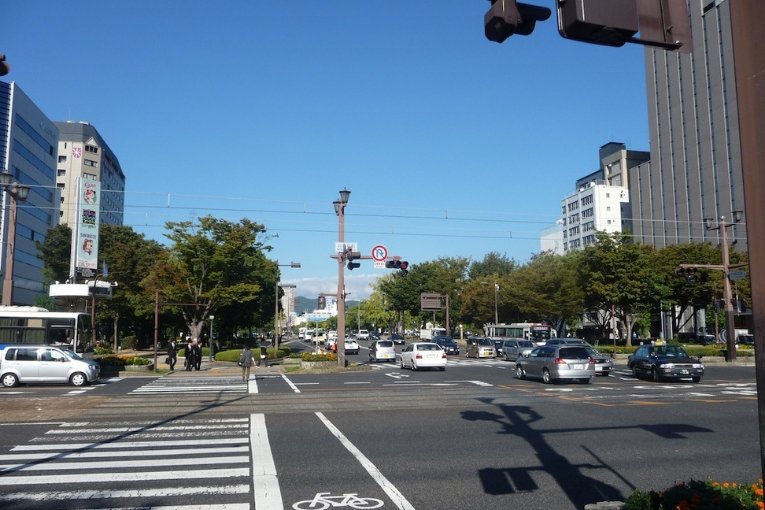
left=36, top=224, right=72, bottom=284
left=468, top=251, right=516, bottom=280
left=143, top=216, right=271, bottom=341
left=578, top=232, right=658, bottom=345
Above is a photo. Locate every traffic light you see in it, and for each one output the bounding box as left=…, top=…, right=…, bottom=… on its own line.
left=485, top=0, right=551, bottom=43
left=557, top=0, right=638, bottom=47
left=0, top=54, right=9, bottom=77
left=675, top=266, right=698, bottom=281
left=346, top=250, right=361, bottom=271
left=385, top=259, right=409, bottom=275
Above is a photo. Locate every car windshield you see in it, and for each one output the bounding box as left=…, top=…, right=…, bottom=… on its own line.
left=418, top=344, right=441, bottom=351
left=652, top=346, right=688, bottom=357
left=519, top=341, right=534, bottom=348
left=585, top=346, right=601, bottom=355
left=378, top=341, right=393, bottom=348
left=477, top=339, right=493, bottom=346
left=559, top=347, right=590, bottom=360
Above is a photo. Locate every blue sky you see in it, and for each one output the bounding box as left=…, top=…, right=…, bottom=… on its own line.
left=3, top=1, right=649, bottom=299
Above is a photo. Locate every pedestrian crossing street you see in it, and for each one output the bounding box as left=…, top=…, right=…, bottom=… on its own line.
left=0, top=417, right=253, bottom=509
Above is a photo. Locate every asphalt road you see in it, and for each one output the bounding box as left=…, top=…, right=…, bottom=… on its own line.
left=0, top=341, right=759, bottom=510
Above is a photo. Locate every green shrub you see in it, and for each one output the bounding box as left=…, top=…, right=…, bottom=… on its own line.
left=94, top=346, right=114, bottom=356
left=123, top=356, right=151, bottom=366
left=96, top=355, right=126, bottom=367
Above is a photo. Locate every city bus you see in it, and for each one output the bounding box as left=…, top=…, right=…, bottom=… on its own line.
left=0, top=306, right=93, bottom=356
left=483, top=322, right=555, bottom=344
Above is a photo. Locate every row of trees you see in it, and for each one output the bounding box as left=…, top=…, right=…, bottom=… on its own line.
left=37, top=217, right=750, bottom=348
left=350, top=232, right=750, bottom=345
left=38, top=216, right=281, bottom=348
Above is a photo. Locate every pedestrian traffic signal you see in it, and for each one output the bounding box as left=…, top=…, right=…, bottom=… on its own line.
left=485, top=0, right=551, bottom=43
left=557, top=0, right=638, bottom=47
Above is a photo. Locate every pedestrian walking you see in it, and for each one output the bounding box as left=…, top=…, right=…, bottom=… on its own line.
left=193, top=340, right=202, bottom=371
left=240, top=345, right=254, bottom=382
left=185, top=337, right=194, bottom=371
left=167, top=340, right=177, bottom=371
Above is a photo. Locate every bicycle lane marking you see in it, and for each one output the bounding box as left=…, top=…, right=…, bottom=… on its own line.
left=315, top=411, right=415, bottom=510
left=251, top=413, right=284, bottom=509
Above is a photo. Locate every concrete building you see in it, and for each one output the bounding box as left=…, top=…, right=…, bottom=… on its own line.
left=54, top=121, right=125, bottom=227
left=0, top=82, right=60, bottom=304
left=629, top=0, right=746, bottom=248
left=548, top=143, right=648, bottom=255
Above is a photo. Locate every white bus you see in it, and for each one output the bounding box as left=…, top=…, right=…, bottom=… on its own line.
left=0, top=306, right=93, bottom=356
left=483, top=322, right=555, bottom=344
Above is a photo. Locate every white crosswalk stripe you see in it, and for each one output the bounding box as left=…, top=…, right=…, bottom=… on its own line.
left=130, top=376, right=247, bottom=394
left=0, top=417, right=254, bottom=509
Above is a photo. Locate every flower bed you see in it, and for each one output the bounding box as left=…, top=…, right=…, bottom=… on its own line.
left=624, top=479, right=764, bottom=510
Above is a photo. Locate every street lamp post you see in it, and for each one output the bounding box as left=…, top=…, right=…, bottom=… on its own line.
left=0, top=171, right=30, bottom=305
left=274, top=261, right=301, bottom=350
left=481, top=280, right=500, bottom=324
left=704, top=212, right=744, bottom=361
left=209, top=315, right=214, bottom=362
left=333, top=188, right=351, bottom=368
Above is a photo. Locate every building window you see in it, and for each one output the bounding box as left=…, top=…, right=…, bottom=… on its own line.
left=83, top=173, right=97, bottom=180
left=85, top=145, right=98, bottom=154
left=58, top=155, right=66, bottom=163
left=57, top=169, right=66, bottom=176
left=57, top=183, right=65, bottom=190
left=60, top=196, right=65, bottom=203
left=84, top=159, right=98, bottom=167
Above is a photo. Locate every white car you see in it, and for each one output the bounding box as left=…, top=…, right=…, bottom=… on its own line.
left=356, top=329, right=370, bottom=340
left=344, top=338, right=359, bottom=355
left=400, top=342, right=447, bottom=371
left=369, top=340, right=396, bottom=362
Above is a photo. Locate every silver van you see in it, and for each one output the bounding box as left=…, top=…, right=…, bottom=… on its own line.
left=465, top=337, right=496, bottom=358
left=0, top=345, right=100, bottom=387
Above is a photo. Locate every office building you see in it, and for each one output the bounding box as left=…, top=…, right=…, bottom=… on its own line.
left=629, top=0, right=746, bottom=248
left=54, top=121, right=125, bottom=227
left=0, top=81, right=60, bottom=304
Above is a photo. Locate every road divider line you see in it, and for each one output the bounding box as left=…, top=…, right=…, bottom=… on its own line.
left=316, top=412, right=415, bottom=510
left=282, top=374, right=301, bottom=393
left=250, top=413, right=283, bottom=510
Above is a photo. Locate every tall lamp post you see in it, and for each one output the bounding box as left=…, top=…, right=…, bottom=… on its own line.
left=333, top=188, right=351, bottom=368
left=704, top=212, right=744, bottom=361
left=274, top=261, right=300, bottom=350
left=0, top=171, right=30, bottom=305
left=480, top=280, right=500, bottom=324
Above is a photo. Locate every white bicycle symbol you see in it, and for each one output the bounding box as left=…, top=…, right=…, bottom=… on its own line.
left=292, top=491, right=384, bottom=509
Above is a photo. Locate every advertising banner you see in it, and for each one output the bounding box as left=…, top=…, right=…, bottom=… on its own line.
left=74, top=178, right=100, bottom=270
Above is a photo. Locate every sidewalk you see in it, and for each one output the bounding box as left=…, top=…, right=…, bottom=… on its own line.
left=165, top=359, right=283, bottom=377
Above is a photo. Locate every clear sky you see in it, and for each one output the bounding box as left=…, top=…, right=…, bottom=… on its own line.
left=3, top=1, right=649, bottom=299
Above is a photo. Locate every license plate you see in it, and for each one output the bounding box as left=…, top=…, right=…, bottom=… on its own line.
left=572, top=364, right=584, bottom=370
left=679, top=369, right=689, bottom=375
left=383, top=354, right=392, bottom=358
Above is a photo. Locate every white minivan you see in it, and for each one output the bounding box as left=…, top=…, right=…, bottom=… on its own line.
left=0, top=345, right=100, bottom=387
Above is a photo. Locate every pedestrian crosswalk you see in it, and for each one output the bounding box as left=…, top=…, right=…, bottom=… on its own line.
left=368, top=357, right=514, bottom=369
left=129, top=376, right=248, bottom=395
left=0, top=417, right=253, bottom=509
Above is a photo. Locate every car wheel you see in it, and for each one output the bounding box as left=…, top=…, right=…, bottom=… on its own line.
left=651, top=367, right=661, bottom=383
left=581, top=378, right=591, bottom=384
left=400, top=358, right=404, bottom=369
left=439, top=366, right=445, bottom=371
left=70, top=372, right=87, bottom=387
left=692, top=376, right=701, bottom=383
left=411, top=361, right=417, bottom=371
left=2, top=373, right=18, bottom=388
left=515, top=364, right=525, bottom=380
left=542, top=369, right=552, bottom=384
left=632, top=366, right=639, bottom=379
left=504, top=353, right=509, bottom=362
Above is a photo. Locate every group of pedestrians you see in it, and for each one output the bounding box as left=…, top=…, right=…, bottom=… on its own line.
left=165, top=337, right=202, bottom=372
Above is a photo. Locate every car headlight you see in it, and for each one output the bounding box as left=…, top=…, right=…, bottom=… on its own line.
left=693, top=363, right=703, bottom=369
left=659, top=363, right=674, bottom=369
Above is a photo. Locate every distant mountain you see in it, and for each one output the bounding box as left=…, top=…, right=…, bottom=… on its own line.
left=294, top=296, right=359, bottom=315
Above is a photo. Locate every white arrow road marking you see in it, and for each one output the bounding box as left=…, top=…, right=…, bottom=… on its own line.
left=385, top=372, right=410, bottom=379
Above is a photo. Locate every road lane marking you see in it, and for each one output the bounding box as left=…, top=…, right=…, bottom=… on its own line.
left=315, top=412, right=415, bottom=510
left=251, top=413, right=283, bottom=509
left=0, top=455, right=250, bottom=472
left=282, top=374, right=301, bottom=393
left=0, top=486, right=249, bottom=504
left=248, top=377, right=259, bottom=394
left=0, top=467, right=250, bottom=485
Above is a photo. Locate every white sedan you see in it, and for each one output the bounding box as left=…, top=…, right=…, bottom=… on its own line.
left=400, top=342, right=447, bottom=371
left=344, top=338, right=359, bottom=355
